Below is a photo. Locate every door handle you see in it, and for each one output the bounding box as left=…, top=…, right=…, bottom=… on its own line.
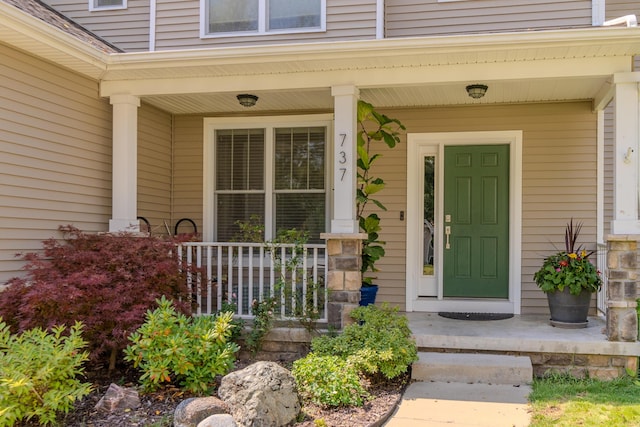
left=445, top=226, right=451, bottom=249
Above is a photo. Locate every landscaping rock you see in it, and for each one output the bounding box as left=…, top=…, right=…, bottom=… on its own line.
left=174, top=397, right=230, bottom=427
left=94, top=383, right=141, bottom=412
left=218, top=361, right=300, bottom=427
left=197, top=414, right=237, bottom=427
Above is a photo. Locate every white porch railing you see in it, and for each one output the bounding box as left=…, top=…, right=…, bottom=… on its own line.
left=596, top=242, right=608, bottom=316
left=177, top=242, right=328, bottom=322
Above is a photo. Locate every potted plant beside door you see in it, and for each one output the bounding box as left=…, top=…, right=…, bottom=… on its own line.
left=356, top=101, right=405, bottom=305
left=533, top=219, right=602, bottom=328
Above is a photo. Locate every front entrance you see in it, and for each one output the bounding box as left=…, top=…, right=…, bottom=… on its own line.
left=443, top=145, right=509, bottom=298
left=406, top=131, right=522, bottom=314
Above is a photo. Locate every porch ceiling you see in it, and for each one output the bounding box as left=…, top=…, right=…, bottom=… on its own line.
left=142, top=76, right=610, bottom=115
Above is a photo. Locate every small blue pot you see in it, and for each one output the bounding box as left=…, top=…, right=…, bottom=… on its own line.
left=359, top=285, right=379, bottom=306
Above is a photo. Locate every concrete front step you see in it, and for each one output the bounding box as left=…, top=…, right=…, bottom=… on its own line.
left=412, top=352, right=533, bottom=385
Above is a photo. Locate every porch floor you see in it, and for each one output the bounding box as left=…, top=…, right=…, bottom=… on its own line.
left=406, top=312, right=640, bottom=358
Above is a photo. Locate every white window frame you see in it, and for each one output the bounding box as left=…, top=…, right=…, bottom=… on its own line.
left=200, top=0, right=326, bottom=39
left=203, top=114, right=333, bottom=242
left=89, top=0, right=127, bottom=12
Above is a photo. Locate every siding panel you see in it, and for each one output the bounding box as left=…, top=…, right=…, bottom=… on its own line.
left=172, top=116, right=204, bottom=231
left=606, top=0, right=640, bottom=20
left=0, top=43, right=113, bottom=286
left=138, top=103, right=172, bottom=234
left=154, top=0, right=376, bottom=50
left=386, top=0, right=592, bottom=38
left=42, top=0, right=150, bottom=52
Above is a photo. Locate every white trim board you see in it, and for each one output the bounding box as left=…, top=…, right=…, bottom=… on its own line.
left=406, top=131, right=523, bottom=314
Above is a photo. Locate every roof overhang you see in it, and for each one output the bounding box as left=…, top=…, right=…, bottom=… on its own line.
left=0, top=1, right=110, bottom=79
left=99, top=27, right=640, bottom=113
left=2, top=0, right=640, bottom=113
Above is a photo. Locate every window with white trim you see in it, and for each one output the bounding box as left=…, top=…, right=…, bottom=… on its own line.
left=90, top=0, right=126, bottom=11
left=209, top=116, right=330, bottom=243
left=204, top=0, right=324, bottom=36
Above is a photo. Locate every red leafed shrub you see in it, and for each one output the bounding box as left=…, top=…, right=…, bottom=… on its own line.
left=0, top=225, right=192, bottom=370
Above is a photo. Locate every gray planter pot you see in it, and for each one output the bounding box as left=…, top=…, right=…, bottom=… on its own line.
left=546, top=286, right=592, bottom=328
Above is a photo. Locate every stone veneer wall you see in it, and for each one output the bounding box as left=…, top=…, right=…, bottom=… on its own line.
left=237, top=328, right=638, bottom=381
left=606, top=236, right=638, bottom=342
left=236, top=327, right=312, bottom=362
left=321, top=233, right=367, bottom=329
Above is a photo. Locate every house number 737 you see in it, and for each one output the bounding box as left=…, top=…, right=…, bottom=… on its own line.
left=338, top=133, right=348, bottom=181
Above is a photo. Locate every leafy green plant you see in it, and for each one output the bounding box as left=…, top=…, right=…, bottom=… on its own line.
left=0, top=318, right=92, bottom=426
left=292, top=353, right=368, bottom=407
left=244, top=297, right=279, bottom=355
left=232, top=214, right=265, bottom=243
left=311, top=304, right=417, bottom=380
left=220, top=296, right=245, bottom=342
left=533, top=219, right=602, bottom=295
left=269, top=228, right=326, bottom=335
left=356, top=101, right=405, bottom=285
left=124, top=297, right=239, bottom=394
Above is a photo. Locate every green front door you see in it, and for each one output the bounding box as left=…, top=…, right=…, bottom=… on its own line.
left=443, top=145, right=509, bottom=298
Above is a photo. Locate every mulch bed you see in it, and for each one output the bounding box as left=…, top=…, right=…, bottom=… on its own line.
left=17, top=361, right=408, bottom=427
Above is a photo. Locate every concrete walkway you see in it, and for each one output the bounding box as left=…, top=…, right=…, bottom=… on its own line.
left=384, top=381, right=532, bottom=427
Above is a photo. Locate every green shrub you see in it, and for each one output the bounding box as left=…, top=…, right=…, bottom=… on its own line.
left=124, top=297, right=239, bottom=394
left=244, top=297, right=279, bottom=355
left=0, top=318, right=92, bottom=426
left=292, top=353, right=368, bottom=407
left=311, top=304, right=417, bottom=379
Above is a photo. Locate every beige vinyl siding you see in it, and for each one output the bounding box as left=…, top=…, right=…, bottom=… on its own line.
left=172, top=115, right=204, bottom=233
left=154, top=0, right=376, bottom=50
left=606, top=0, right=640, bottom=19
left=370, top=102, right=596, bottom=313
left=138, top=103, right=172, bottom=234
left=0, top=42, right=113, bottom=286
left=385, top=0, right=592, bottom=38
left=42, top=0, right=150, bottom=52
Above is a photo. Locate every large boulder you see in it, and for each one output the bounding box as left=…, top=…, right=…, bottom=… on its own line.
left=218, top=361, right=300, bottom=427
left=174, top=396, right=230, bottom=427
left=197, top=414, right=237, bottom=427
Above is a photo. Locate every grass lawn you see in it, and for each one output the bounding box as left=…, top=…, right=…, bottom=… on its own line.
left=529, top=374, right=640, bottom=426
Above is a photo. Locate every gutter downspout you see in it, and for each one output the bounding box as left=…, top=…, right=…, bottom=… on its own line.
left=149, top=0, right=156, bottom=51
left=376, top=0, right=384, bottom=39
left=592, top=0, right=605, bottom=26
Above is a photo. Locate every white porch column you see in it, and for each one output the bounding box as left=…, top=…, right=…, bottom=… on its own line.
left=109, top=94, right=141, bottom=232
left=611, top=73, right=640, bottom=234
left=331, top=85, right=359, bottom=233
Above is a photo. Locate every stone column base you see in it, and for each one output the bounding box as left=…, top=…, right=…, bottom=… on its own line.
left=606, top=236, right=638, bottom=342
left=321, top=233, right=367, bottom=329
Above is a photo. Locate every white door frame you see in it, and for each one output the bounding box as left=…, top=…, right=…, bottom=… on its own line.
left=406, top=131, right=523, bottom=314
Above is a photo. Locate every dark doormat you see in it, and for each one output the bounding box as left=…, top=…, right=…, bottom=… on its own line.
left=438, top=312, right=514, bottom=321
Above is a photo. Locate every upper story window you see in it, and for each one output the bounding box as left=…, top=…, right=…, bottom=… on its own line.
left=89, top=0, right=126, bottom=11
left=204, top=0, right=325, bottom=37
